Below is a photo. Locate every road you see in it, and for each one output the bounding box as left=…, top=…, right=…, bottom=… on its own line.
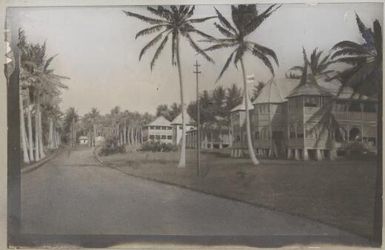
left=21, top=146, right=364, bottom=240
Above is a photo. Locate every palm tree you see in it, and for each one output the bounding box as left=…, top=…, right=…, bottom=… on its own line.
left=205, top=4, right=281, bottom=165
left=330, top=13, right=382, bottom=99
left=18, top=30, right=68, bottom=160
left=286, top=48, right=333, bottom=80
left=123, top=5, right=215, bottom=168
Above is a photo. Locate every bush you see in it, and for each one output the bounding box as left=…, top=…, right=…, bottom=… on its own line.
left=140, top=141, right=178, bottom=152
left=342, top=141, right=377, bottom=160
left=98, top=136, right=126, bottom=156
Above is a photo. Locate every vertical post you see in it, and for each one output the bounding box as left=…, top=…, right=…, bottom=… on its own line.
left=194, top=60, right=201, bottom=177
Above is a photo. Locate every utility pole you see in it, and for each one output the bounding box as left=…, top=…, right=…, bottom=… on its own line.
left=193, top=60, right=201, bottom=176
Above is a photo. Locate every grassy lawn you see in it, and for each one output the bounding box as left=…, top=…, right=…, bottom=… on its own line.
left=100, top=148, right=378, bottom=239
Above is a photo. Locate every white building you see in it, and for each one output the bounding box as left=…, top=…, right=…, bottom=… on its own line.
left=79, top=136, right=89, bottom=145
left=171, top=112, right=196, bottom=145
left=142, top=116, right=173, bottom=144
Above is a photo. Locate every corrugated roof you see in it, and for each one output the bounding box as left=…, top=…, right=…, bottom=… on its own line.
left=146, top=116, right=171, bottom=126
left=171, top=112, right=195, bottom=125
left=231, top=93, right=254, bottom=112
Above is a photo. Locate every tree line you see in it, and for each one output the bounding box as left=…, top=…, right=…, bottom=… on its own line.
left=63, top=106, right=155, bottom=148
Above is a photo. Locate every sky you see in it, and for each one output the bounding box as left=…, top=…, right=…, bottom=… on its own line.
left=8, top=3, right=383, bottom=116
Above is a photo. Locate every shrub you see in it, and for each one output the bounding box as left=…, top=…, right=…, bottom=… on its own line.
left=140, top=141, right=178, bottom=152
left=342, top=141, right=377, bottom=160
left=98, top=136, right=126, bottom=156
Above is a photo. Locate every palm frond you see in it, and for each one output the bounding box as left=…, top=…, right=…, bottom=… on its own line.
left=244, top=4, right=281, bottom=35
left=331, top=56, right=367, bottom=65
left=214, top=7, right=237, bottom=34
left=44, top=54, right=58, bottom=72
left=135, top=25, right=167, bottom=39
left=331, top=47, right=367, bottom=59
left=214, top=22, right=235, bottom=38
left=216, top=50, right=236, bottom=82
left=332, top=40, right=364, bottom=51
left=146, top=6, right=171, bottom=21
left=204, top=42, right=236, bottom=52
left=189, top=16, right=216, bottom=23
left=139, top=31, right=167, bottom=60
left=249, top=47, right=275, bottom=75
left=187, top=27, right=217, bottom=41
left=248, top=42, right=279, bottom=65
left=122, top=10, right=165, bottom=25
left=184, top=33, right=213, bottom=63
left=290, top=66, right=304, bottom=71
left=150, top=34, right=169, bottom=70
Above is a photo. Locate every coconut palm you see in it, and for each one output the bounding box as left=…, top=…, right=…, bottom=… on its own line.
left=330, top=14, right=382, bottom=99
left=205, top=4, right=281, bottom=165
left=123, top=5, right=215, bottom=167
left=286, top=48, right=333, bottom=80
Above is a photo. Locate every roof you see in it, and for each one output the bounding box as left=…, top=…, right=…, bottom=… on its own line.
left=253, top=78, right=299, bottom=104
left=287, top=82, right=333, bottom=98
left=146, top=116, right=171, bottom=127
left=252, top=75, right=374, bottom=103
left=171, top=112, right=195, bottom=125
left=231, top=93, right=254, bottom=112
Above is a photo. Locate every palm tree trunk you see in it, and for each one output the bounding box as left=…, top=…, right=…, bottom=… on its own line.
left=176, top=37, right=186, bottom=168
left=240, top=58, right=259, bottom=165
left=34, top=103, right=40, bottom=161
left=26, top=90, right=35, bottom=162
left=93, top=124, right=97, bottom=147
left=19, top=88, right=30, bottom=164
left=123, top=121, right=127, bottom=145
left=48, top=117, right=53, bottom=149
left=37, top=98, right=45, bottom=159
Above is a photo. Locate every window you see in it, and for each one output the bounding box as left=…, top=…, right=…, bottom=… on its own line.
left=155, top=126, right=161, bottom=130
left=363, top=103, right=376, bottom=113
left=149, top=135, right=155, bottom=140
left=149, top=126, right=154, bottom=130
left=167, top=135, right=172, bottom=139
left=304, top=97, right=318, bottom=107
left=161, top=135, right=166, bottom=139
left=161, top=126, right=166, bottom=130
left=168, top=127, right=172, bottom=130
left=155, top=135, right=161, bottom=140
left=289, top=125, right=296, bottom=138
left=255, top=131, right=260, bottom=140
left=348, top=102, right=361, bottom=112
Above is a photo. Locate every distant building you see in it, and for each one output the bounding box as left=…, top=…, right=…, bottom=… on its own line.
left=171, top=112, right=195, bottom=145
left=142, top=116, right=173, bottom=144
left=79, top=136, right=89, bottom=145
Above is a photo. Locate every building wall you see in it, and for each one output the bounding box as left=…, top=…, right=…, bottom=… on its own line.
left=142, top=125, right=173, bottom=144
left=172, top=124, right=195, bottom=145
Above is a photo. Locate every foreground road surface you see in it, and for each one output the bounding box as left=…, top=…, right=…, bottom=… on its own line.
left=21, top=146, right=363, bottom=241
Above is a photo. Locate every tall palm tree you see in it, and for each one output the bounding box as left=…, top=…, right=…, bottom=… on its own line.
left=286, top=48, right=333, bottom=80
left=205, top=4, right=281, bottom=165
left=330, top=14, right=382, bottom=99
left=123, top=5, right=215, bottom=168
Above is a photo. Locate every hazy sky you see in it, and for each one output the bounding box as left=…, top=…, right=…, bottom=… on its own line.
left=9, top=3, right=383, bottom=116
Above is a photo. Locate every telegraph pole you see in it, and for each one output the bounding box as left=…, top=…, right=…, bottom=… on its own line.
left=193, top=60, right=201, bottom=176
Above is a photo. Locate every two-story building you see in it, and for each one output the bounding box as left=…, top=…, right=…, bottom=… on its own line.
left=142, top=116, right=173, bottom=144
left=229, top=72, right=378, bottom=160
